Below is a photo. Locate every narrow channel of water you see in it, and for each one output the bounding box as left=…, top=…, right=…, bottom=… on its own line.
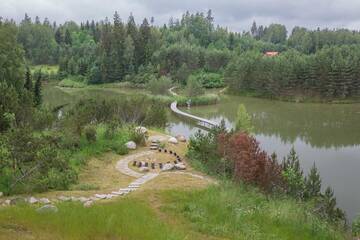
left=167, top=95, right=360, bottom=221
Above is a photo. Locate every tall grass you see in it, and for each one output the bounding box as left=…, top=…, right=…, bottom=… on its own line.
left=0, top=199, right=184, bottom=240
left=161, top=182, right=348, bottom=240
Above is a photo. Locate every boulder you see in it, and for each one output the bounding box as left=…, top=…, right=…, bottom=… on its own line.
left=78, top=197, right=89, bottom=203
left=139, top=166, right=149, bottom=173
left=83, top=201, right=93, bottom=208
left=168, top=137, right=178, bottom=144
left=0, top=192, right=3, bottom=197
left=36, top=204, right=58, bottom=213
left=39, top=198, right=51, bottom=204
left=135, top=126, right=148, bottom=134
left=58, top=196, right=71, bottom=201
left=28, top=197, right=38, bottom=204
left=175, top=163, right=186, bottom=170
left=162, top=163, right=174, bottom=171
left=176, top=135, right=186, bottom=142
left=4, top=200, right=11, bottom=206
left=125, top=141, right=137, bottom=150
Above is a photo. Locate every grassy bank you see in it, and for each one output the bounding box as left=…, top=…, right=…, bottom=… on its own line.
left=162, top=183, right=348, bottom=240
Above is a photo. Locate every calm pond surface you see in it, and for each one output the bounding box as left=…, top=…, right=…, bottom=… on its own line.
left=44, top=85, right=360, bottom=220
left=167, top=95, right=360, bottom=221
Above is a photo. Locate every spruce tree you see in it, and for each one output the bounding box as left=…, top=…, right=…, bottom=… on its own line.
left=304, top=163, right=321, bottom=199
left=55, top=28, right=62, bottom=45
left=24, top=67, right=32, bottom=91
left=34, top=71, right=42, bottom=107
left=65, top=29, right=72, bottom=45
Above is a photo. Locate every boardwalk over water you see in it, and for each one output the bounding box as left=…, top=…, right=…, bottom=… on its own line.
left=169, top=87, right=219, bottom=130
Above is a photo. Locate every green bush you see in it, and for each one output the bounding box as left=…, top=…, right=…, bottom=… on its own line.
left=84, top=125, right=97, bottom=142
left=147, top=76, right=172, bottom=95
left=129, top=127, right=147, bottom=146
left=353, top=215, right=360, bottom=237
left=190, top=71, right=225, bottom=88
left=112, top=143, right=129, bottom=155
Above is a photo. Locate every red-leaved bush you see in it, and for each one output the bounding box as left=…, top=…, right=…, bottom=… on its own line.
left=218, top=132, right=284, bottom=192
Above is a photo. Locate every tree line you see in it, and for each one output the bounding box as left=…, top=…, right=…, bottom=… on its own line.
left=4, top=11, right=360, bottom=99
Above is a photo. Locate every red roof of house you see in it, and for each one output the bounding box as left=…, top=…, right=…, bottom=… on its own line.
left=264, top=51, right=279, bottom=56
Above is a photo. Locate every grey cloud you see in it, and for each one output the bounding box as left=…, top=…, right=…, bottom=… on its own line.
left=1, top=0, right=360, bottom=32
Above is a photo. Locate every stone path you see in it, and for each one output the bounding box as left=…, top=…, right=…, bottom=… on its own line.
left=116, top=151, right=155, bottom=178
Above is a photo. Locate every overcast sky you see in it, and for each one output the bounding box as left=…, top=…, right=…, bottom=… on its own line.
left=1, top=0, right=360, bottom=32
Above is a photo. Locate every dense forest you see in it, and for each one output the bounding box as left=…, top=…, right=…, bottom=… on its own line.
left=2, top=11, right=360, bottom=99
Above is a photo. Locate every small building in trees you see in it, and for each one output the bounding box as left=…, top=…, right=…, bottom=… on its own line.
left=264, top=51, right=279, bottom=57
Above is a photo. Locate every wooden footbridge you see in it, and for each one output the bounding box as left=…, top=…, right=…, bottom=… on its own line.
left=169, top=87, right=219, bottom=130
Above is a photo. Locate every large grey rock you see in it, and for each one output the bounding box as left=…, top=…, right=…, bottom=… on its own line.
left=162, top=163, right=174, bottom=171
left=125, top=141, right=137, bottom=150
left=4, top=199, right=11, bottom=206
left=135, top=126, right=148, bottom=134
left=176, top=135, right=186, bottom=142
left=28, top=197, right=38, bottom=204
left=39, top=198, right=51, bottom=204
left=58, top=196, right=71, bottom=201
left=175, top=163, right=186, bottom=170
left=36, top=204, right=58, bottom=213
left=168, top=137, right=178, bottom=144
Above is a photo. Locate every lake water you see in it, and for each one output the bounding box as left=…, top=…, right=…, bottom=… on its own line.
left=167, top=95, right=360, bottom=221
left=44, top=85, right=360, bottom=220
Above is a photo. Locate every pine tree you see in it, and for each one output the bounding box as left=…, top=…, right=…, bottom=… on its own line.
left=251, top=21, right=258, bottom=38
left=34, top=71, right=42, bottom=107
left=24, top=67, right=32, bottom=91
left=138, top=18, right=151, bottom=66
left=304, top=163, right=321, bottom=199
left=55, top=28, right=62, bottom=45
left=65, top=29, right=72, bottom=45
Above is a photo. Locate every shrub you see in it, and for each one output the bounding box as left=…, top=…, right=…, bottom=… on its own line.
left=144, top=102, right=167, bottom=128
left=353, top=215, right=360, bottom=237
left=218, top=132, right=284, bottom=192
left=112, top=143, right=129, bottom=155
left=147, top=76, right=172, bottom=95
left=186, top=75, right=204, bottom=97
left=190, top=71, right=225, bottom=88
left=129, top=127, right=147, bottom=146
left=84, top=125, right=97, bottom=142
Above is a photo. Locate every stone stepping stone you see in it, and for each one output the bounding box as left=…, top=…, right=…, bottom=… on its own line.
left=95, top=194, right=107, bottom=199
left=112, top=191, right=124, bottom=195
